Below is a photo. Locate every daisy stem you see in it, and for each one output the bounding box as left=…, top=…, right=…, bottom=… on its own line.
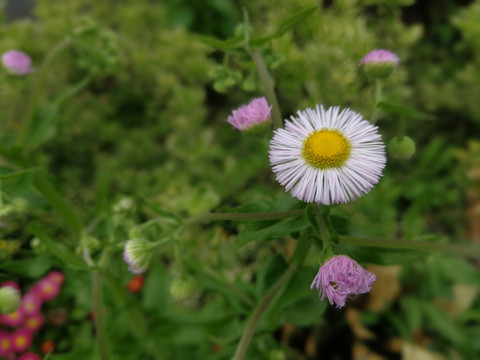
left=184, top=209, right=305, bottom=224
left=371, top=78, right=383, bottom=124
left=339, top=236, right=480, bottom=258
left=232, top=235, right=312, bottom=360
left=315, top=205, right=333, bottom=255
left=92, top=272, right=110, bottom=360
left=247, top=48, right=283, bottom=129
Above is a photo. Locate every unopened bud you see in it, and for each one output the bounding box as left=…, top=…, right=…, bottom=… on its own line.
left=388, top=136, right=416, bottom=159
left=0, top=286, right=21, bottom=314
left=360, top=49, right=399, bottom=78
left=169, top=275, right=197, bottom=301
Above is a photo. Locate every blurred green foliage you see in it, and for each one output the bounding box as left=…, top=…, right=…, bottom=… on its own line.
left=0, top=0, right=479, bottom=359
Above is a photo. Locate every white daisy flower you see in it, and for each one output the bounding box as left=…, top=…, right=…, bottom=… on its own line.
left=269, top=105, right=386, bottom=205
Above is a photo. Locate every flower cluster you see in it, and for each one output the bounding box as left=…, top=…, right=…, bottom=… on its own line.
left=310, top=256, right=375, bottom=308
left=0, top=271, right=64, bottom=358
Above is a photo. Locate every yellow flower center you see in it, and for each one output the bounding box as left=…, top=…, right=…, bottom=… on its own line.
left=302, top=128, right=351, bottom=169
left=15, top=336, right=26, bottom=347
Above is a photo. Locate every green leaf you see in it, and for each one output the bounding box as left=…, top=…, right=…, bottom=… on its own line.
left=377, top=101, right=431, bottom=120
left=196, top=7, right=317, bottom=50
left=25, top=77, right=91, bottom=149
left=421, top=303, right=466, bottom=347
left=194, top=34, right=244, bottom=50
left=140, top=195, right=183, bottom=224
left=256, top=254, right=288, bottom=298
left=143, top=262, right=170, bottom=313
left=235, top=215, right=308, bottom=247
left=401, top=296, right=423, bottom=331
left=249, top=7, right=317, bottom=47
left=279, top=296, right=327, bottom=326
left=335, top=243, right=424, bottom=265
left=0, top=166, right=38, bottom=180
left=0, top=255, right=54, bottom=278
left=30, top=225, right=88, bottom=270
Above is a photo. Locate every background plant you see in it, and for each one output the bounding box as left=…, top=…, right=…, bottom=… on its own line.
left=0, top=0, right=479, bottom=359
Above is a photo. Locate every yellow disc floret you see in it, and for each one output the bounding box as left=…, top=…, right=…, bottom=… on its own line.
left=302, top=128, right=351, bottom=169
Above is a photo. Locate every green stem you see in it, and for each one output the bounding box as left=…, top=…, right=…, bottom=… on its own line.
left=340, top=236, right=480, bottom=258
left=185, top=209, right=305, bottom=225
left=315, top=205, right=333, bottom=256
left=92, top=272, right=109, bottom=360
left=33, top=173, right=83, bottom=238
left=17, top=38, right=71, bottom=147
left=247, top=48, right=283, bottom=129
left=371, top=78, right=383, bottom=124
left=232, top=235, right=312, bottom=360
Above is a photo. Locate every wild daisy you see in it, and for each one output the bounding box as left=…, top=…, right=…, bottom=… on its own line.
left=269, top=105, right=386, bottom=205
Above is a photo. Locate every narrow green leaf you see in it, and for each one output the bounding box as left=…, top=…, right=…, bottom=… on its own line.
left=31, top=225, right=88, bottom=270
left=194, top=34, right=244, bottom=50
left=0, top=255, right=54, bottom=278
left=377, top=101, right=431, bottom=120
left=335, top=243, right=424, bottom=265
left=140, top=195, right=183, bottom=224
left=0, top=166, right=38, bottom=180
left=256, top=254, right=288, bottom=298
left=235, top=215, right=308, bottom=247
left=421, top=303, right=466, bottom=347
left=249, top=7, right=317, bottom=47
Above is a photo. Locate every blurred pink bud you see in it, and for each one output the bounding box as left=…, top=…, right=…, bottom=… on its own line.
left=1, top=50, right=33, bottom=75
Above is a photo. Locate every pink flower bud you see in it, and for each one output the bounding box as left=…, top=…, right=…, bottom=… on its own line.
left=2, top=50, right=33, bottom=75
left=227, top=97, right=272, bottom=131
left=310, top=255, right=376, bottom=308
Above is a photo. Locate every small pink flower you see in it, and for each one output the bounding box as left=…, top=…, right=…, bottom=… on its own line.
left=1, top=308, right=25, bottom=327
left=1, top=50, right=33, bottom=75
left=23, top=313, right=44, bottom=333
left=360, top=49, right=399, bottom=78
left=32, top=279, right=60, bottom=302
left=227, top=97, right=272, bottom=131
left=11, top=328, right=32, bottom=353
left=21, top=292, right=42, bottom=315
left=0, top=331, right=13, bottom=357
left=18, top=353, right=42, bottom=360
left=310, top=255, right=376, bottom=308
left=46, top=271, right=65, bottom=286
left=360, top=49, right=399, bottom=66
